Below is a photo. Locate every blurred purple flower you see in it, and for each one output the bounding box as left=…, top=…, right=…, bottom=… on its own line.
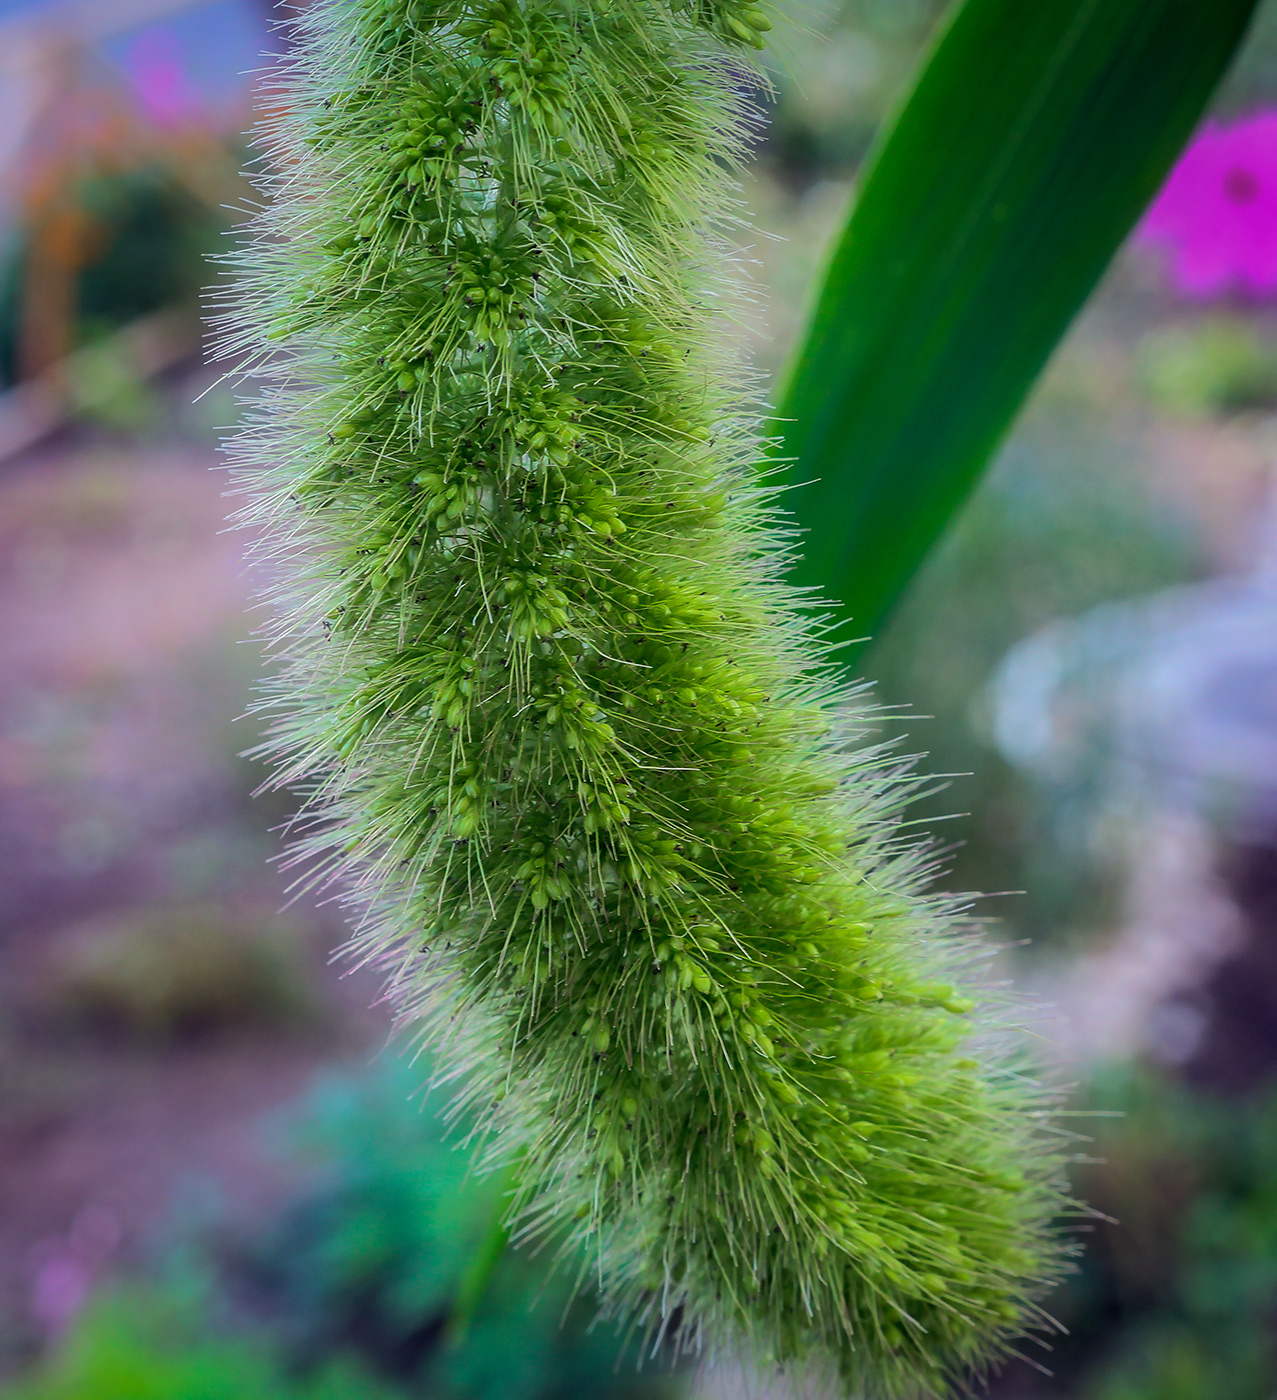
left=1138, top=112, right=1277, bottom=299
left=27, top=1206, right=121, bottom=1341
left=30, top=1251, right=93, bottom=1339
left=126, top=26, right=196, bottom=130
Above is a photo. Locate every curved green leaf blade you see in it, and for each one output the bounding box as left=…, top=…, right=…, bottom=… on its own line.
left=771, top=0, right=1261, bottom=660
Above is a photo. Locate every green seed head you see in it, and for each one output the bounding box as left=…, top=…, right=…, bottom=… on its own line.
left=223, top=0, right=1069, bottom=1393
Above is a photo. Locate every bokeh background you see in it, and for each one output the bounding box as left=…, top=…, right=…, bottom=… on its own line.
left=3, top=0, right=1277, bottom=1396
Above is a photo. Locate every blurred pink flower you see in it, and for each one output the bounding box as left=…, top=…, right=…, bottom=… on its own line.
left=126, top=26, right=196, bottom=130
left=30, top=1252, right=93, bottom=1339
left=1138, top=112, right=1277, bottom=299
left=27, top=1206, right=122, bottom=1341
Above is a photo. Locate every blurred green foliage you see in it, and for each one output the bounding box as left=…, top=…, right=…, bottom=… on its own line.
left=1137, top=316, right=1277, bottom=417
left=62, top=338, right=163, bottom=433
left=204, top=1055, right=682, bottom=1400
left=861, top=393, right=1203, bottom=947
left=0, top=1053, right=683, bottom=1400
left=762, top=0, right=947, bottom=182
left=1032, top=1067, right=1277, bottom=1399
left=1218, top=0, right=1277, bottom=110
left=73, top=173, right=213, bottom=336
left=0, top=1292, right=399, bottom=1400
left=0, top=169, right=222, bottom=391
left=48, top=905, right=325, bottom=1041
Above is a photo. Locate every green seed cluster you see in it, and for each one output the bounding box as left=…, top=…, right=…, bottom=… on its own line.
left=224, top=0, right=1068, bottom=1393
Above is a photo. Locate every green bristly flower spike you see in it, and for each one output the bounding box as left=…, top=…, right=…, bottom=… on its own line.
left=222, top=0, right=1068, bottom=1393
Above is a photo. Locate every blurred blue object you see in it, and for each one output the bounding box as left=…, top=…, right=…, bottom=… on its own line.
left=989, top=484, right=1277, bottom=830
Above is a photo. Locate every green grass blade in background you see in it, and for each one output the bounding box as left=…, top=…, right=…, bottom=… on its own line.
left=772, top=0, right=1261, bottom=661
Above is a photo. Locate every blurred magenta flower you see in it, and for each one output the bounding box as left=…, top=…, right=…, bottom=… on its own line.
left=27, top=1206, right=121, bottom=1341
left=126, top=26, right=196, bottom=130
left=30, top=1251, right=93, bottom=1339
left=1138, top=112, right=1277, bottom=299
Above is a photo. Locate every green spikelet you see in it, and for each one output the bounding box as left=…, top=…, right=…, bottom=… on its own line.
left=223, top=0, right=1069, bottom=1392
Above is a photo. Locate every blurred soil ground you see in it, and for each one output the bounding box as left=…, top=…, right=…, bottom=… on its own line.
left=0, top=429, right=392, bottom=1369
